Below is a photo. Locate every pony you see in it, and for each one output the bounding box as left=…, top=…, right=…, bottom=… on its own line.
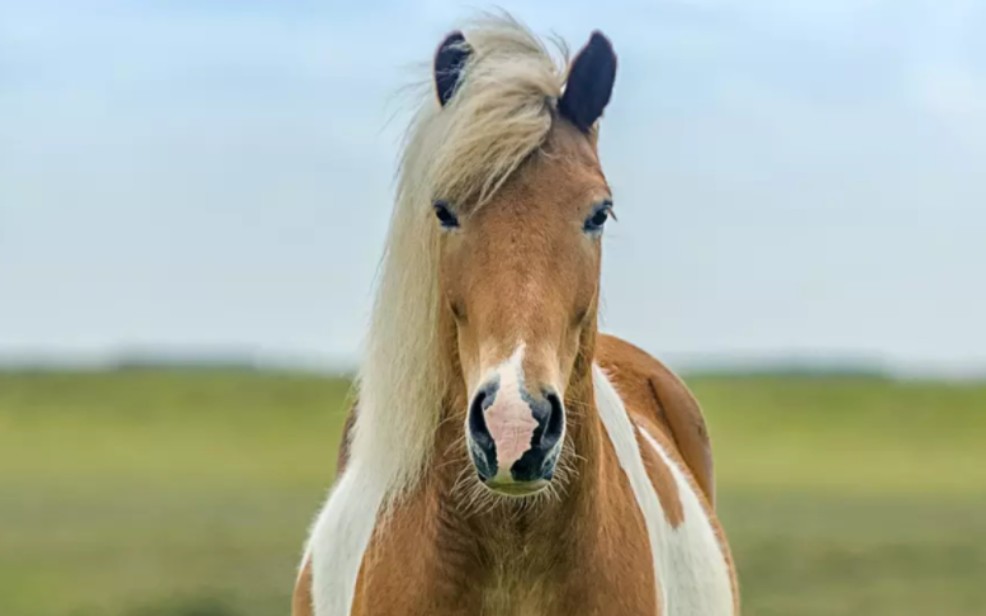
left=293, top=15, right=738, bottom=616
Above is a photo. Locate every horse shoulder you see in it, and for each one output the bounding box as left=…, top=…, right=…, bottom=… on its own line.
left=292, top=555, right=314, bottom=616
left=595, top=334, right=716, bottom=507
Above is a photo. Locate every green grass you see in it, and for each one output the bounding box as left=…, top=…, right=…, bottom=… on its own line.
left=1, top=370, right=984, bottom=615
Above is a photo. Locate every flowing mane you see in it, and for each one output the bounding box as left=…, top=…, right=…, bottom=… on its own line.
left=351, top=16, right=568, bottom=498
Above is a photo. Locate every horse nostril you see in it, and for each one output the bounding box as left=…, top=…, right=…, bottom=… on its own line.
left=541, top=391, right=564, bottom=450
left=468, top=380, right=501, bottom=449
left=508, top=389, right=564, bottom=483
left=467, top=383, right=500, bottom=482
left=468, top=390, right=493, bottom=451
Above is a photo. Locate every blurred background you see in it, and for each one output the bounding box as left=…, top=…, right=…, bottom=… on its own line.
left=1, top=1, right=984, bottom=615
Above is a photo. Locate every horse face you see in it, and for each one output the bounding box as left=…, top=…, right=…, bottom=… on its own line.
left=430, top=29, right=617, bottom=496
left=436, top=122, right=612, bottom=495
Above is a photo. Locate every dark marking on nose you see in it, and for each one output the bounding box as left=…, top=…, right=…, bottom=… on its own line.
left=467, top=377, right=499, bottom=481
left=511, top=389, right=565, bottom=482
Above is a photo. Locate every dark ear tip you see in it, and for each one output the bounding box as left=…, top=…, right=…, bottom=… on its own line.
left=588, top=30, right=613, bottom=48
left=586, top=31, right=617, bottom=68
left=434, top=31, right=471, bottom=106
left=558, top=30, right=617, bottom=133
left=439, top=30, right=466, bottom=50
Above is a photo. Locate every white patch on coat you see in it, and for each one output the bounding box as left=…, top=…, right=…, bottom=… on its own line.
left=593, top=364, right=735, bottom=615
left=305, top=463, right=387, bottom=616
left=637, top=425, right=735, bottom=615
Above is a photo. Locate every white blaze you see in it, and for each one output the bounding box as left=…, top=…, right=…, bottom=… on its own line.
left=473, top=345, right=538, bottom=482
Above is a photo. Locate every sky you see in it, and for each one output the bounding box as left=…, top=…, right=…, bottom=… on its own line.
left=1, top=0, right=985, bottom=376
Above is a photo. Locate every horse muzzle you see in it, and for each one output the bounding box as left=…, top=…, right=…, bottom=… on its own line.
left=466, top=375, right=565, bottom=496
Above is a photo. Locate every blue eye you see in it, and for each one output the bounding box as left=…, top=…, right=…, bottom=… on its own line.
left=434, top=200, right=459, bottom=229
left=584, top=201, right=613, bottom=234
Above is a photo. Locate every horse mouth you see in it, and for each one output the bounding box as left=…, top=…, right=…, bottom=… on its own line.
left=482, top=478, right=550, bottom=497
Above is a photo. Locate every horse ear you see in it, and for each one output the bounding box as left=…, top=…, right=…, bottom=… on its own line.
left=558, top=31, right=617, bottom=132
left=434, top=31, right=471, bottom=106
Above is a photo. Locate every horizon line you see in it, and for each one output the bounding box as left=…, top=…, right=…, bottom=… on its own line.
left=1, top=349, right=984, bottom=381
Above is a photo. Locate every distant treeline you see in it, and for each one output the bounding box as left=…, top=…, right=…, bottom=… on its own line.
left=0, top=353, right=894, bottom=380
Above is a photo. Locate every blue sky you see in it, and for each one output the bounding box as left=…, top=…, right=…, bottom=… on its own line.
left=1, top=1, right=985, bottom=375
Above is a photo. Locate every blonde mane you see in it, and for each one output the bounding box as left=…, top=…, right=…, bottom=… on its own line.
left=350, top=15, right=568, bottom=499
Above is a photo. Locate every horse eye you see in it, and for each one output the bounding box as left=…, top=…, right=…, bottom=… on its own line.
left=584, top=202, right=612, bottom=234
left=433, top=200, right=459, bottom=229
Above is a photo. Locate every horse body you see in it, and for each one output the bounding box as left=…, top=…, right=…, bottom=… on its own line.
left=296, top=337, right=737, bottom=616
left=294, top=15, right=738, bottom=615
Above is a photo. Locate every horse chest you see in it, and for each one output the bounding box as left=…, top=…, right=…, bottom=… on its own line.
left=595, top=368, right=737, bottom=615
left=479, top=574, right=551, bottom=616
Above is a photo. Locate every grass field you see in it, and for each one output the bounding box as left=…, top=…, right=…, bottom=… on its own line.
left=1, top=370, right=984, bottom=615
